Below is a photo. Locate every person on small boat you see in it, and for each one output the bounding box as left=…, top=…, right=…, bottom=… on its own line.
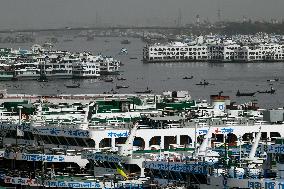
left=201, top=80, right=209, bottom=85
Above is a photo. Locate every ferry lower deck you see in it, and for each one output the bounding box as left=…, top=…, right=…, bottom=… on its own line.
left=1, top=119, right=283, bottom=152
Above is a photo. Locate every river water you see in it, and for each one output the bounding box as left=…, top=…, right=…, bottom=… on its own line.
left=0, top=36, right=284, bottom=109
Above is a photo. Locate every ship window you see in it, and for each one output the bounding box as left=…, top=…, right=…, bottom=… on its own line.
left=78, top=138, right=87, bottom=146
left=115, top=137, right=127, bottom=144
left=49, top=136, right=61, bottom=145
left=99, top=138, right=111, bottom=148
left=66, top=137, right=78, bottom=146
left=57, top=136, right=69, bottom=145
left=38, top=135, right=50, bottom=144
left=23, top=131, right=34, bottom=140
left=270, top=132, right=281, bottom=142
left=85, top=139, right=96, bottom=147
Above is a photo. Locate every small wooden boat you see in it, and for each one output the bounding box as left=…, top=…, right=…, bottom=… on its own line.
left=37, top=75, right=48, bottom=82
left=135, top=87, right=152, bottom=94
left=117, top=77, right=126, bottom=81
left=236, top=90, right=256, bottom=97
left=37, top=78, right=48, bottom=82
left=183, top=76, right=193, bottom=80
left=121, top=39, right=131, bottom=44
left=104, top=78, right=113, bottom=82
left=65, top=83, right=80, bottom=88
left=119, top=48, right=128, bottom=55
left=257, top=87, right=276, bottom=94
left=267, top=78, right=279, bottom=82
left=196, top=80, right=209, bottom=86
left=116, top=85, right=129, bottom=89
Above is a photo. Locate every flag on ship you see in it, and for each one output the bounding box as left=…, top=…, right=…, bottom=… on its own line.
left=115, top=163, right=128, bottom=179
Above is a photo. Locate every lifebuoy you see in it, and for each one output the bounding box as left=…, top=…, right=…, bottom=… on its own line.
left=0, top=93, right=3, bottom=99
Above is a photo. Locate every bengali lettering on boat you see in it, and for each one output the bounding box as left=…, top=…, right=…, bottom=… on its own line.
left=143, top=161, right=207, bottom=174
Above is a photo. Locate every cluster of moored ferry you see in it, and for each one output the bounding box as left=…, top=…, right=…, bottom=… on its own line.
left=0, top=43, right=121, bottom=81
left=0, top=90, right=284, bottom=188
left=143, top=34, right=284, bottom=63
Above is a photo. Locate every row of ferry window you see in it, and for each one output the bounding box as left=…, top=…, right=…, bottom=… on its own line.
left=151, top=51, right=207, bottom=55
left=73, top=71, right=99, bottom=74
left=150, top=47, right=207, bottom=51
left=149, top=56, right=208, bottom=60
left=155, top=46, right=284, bottom=51
left=150, top=48, right=284, bottom=54
left=149, top=56, right=283, bottom=60
left=225, top=52, right=284, bottom=57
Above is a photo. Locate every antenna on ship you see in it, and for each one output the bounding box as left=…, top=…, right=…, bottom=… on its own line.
left=247, top=127, right=262, bottom=165
left=177, top=8, right=182, bottom=27
left=217, top=0, right=222, bottom=23
left=217, top=8, right=221, bottom=22
left=196, top=14, right=200, bottom=27
left=95, top=11, right=99, bottom=26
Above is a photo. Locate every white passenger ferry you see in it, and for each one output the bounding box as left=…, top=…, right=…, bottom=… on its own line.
left=0, top=45, right=121, bottom=80
left=143, top=41, right=284, bottom=63
left=72, top=61, right=100, bottom=78
left=0, top=91, right=284, bottom=188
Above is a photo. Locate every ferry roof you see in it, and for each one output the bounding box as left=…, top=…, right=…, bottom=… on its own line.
left=149, top=116, right=185, bottom=121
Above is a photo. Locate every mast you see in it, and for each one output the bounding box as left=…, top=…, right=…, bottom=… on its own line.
left=239, top=135, right=242, bottom=167
left=118, top=122, right=139, bottom=156
left=16, top=105, right=23, bottom=146
left=81, top=102, right=94, bottom=130
left=194, top=122, right=197, bottom=155
left=39, top=56, right=48, bottom=81
left=248, top=127, right=262, bottom=160
left=197, top=127, right=211, bottom=157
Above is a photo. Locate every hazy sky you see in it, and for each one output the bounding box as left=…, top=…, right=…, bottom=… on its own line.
left=0, top=0, right=283, bottom=29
